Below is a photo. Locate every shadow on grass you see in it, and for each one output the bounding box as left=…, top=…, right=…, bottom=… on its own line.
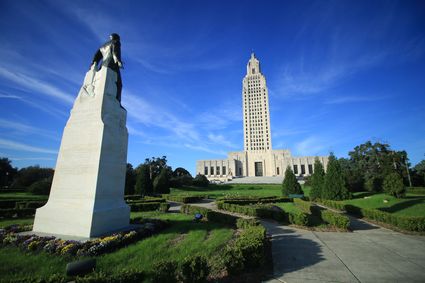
left=378, top=197, right=425, bottom=214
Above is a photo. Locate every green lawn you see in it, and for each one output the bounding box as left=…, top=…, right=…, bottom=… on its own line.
left=0, top=192, right=48, bottom=200
left=170, top=183, right=283, bottom=198
left=341, top=193, right=425, bottom=217
left=0, top=212, right=234, bottom=282
left=275, top=202, right=303, bottom=214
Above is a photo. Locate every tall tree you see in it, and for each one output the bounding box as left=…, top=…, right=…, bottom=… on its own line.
left=0, top=157, right=17, bottom=188
left=322, top=154, right=350, bottom=200
left=411, top=160, right=425, bottom=186
left=153, top=168, right=171, bottom=194
left=309, top=158, right=325, bottom=200
left=11, top=166, right=54, bottom=189
left=135, top=164, right=153, bottom=196
left=124, top=163, right=136, bottom=195
left=282, top=166, right=302, bottom=196
left=144, top=156, right=172, bottom=181
left=383, top=172, right=406, bottom=198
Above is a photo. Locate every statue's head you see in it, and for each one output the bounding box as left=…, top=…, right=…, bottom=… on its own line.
left=110, top=33, right=120, bottom=41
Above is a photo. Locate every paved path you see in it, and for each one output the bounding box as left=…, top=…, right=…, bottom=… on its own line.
left=263, top=219, right=425, bottom=283
left=168, top=200, right=425, bottom=282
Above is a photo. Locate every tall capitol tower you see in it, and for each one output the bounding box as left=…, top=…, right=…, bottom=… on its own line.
left=242, top=53, right=272, bottom=152
left=196, top=53, right=328, bottom=180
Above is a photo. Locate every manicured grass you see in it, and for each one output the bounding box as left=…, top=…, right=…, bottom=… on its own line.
left=0, top=192, right=47, bottom=200
left=275, top=202, right=302, bottom=214
left=0, top=212, right=234, bottom=282
left=170, top=183, right=282, bottom=198
left=342, top=193, right=425, bottom=217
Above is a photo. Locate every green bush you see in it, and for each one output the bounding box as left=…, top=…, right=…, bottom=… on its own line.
left=15, top=201, right=46, bottom=209
left=236, top=218, right=261, bottom=229
left=287, top=211, right=309, bottom=226
left=383, top=173, right=406, bottom=198
left=310, top=158, right=325, bottom=200
left=180, top=204, right=210, bottom=217
left=407, top=187, right=425, bottom=194
left=0, top=208, right=35, bottom=218
left=234, top=226, right=267, bottom=269
left=282, top=166, right=302, bottom=196
left=0, top=200, right=19, bottom=209
left=151, top=261, right=177, bottom=283
left=164, top=195, right=205, bottom=203
left=28, top=180, right=51, bottom=195
left=179, top=255, right=209, bottom=283
left=153, top=168, right=170, bottom=194
left=206, top=210, right=238, bottom=226
left=129, top=202, right=163, bottom=212
left=322, top=154, right=350, bottom=200
left=76, top=269, right=145, bottom=283
left=159, top=203, right=170, bottom=212
left=321, top=210, right=350, bottom=229
left=192, top=174, right=209, bottom=187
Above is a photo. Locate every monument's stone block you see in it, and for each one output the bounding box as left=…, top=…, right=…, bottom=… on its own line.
left=33, top=66, right=130, bottom=238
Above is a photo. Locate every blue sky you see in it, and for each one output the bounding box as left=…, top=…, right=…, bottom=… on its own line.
left=0, top=0, right=424, bottom=175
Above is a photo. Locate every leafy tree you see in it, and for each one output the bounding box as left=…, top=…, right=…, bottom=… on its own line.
left=124, top=163, right=136, bottom=195
left=12, top=166, right=54, bottom=189
left=170, top=167, right=193, bottom=188
left=411, top=160, right=425, bottom=186
left=348, top=141, right=410, bottom=192
left=135, top=164, right=152, bottom=196
left=193, top=174, right=209, bottom=187
left=144, top=156, right=172, bottom=181
left=0, top=157, right=18, bottom=188
left=338, top=157, right=364, bottom=192
left=383, top=172, right=406, bottom=198
left=282, top=166, right=302, bottom=196
left=309, top=158, right=325, bottom=200
left=322, top=154, right=350, bottom=200
left=153, top=168, right=171, bottom=194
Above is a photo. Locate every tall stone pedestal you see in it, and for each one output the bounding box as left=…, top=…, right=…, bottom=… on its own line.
left=33, top=66, right=130, bottom=238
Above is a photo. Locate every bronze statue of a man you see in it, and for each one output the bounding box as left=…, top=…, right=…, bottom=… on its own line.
left=91, top=33, right=123, bottom=102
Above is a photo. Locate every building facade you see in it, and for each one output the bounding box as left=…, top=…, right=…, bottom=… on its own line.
left=196, top=53, right=328, bottom=181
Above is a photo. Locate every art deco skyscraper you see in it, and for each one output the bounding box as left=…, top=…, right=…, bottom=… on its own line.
left=242, top=53, right=272, bottom=152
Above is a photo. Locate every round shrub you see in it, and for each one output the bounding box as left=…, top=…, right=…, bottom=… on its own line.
left=151, top=260, right=177, bottom=282
left=179, top=255, right=209, bottom=283
left=383, top=173, right=406, bottom=198
left=193, top=174, right=209, bottom=187
left=28, top=179, right=52, bottom=195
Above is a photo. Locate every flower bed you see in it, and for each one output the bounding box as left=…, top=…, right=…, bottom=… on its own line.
left=0, top=219, right=169, bottom=257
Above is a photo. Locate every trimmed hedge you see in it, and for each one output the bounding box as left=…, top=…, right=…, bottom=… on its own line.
left=217, top=201, right=311, bottom=227
left=407, top=187, right=425, bottom=195
left=180, top=204, right=239, bottom=227
left=164, top=195, right=205, bottom=203
left=129, top=202, right=169, bottom=212
left=236, top=218, right=261, bottom=229
left=0, top=200, right=19, bottom=209
left=321, top=210, right=350, bottom=229
left=15, top=201, right=46, bottom=209
left=76, top=270, right=145, bottom=283
left=0, top=208, right=35, bottom=218
left=317, top=200, right=425, bottom=232
left=293, top=199, right=350, bottom=229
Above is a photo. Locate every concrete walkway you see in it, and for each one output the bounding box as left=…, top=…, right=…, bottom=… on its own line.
left=168, top=199, right=425, bottom=282
left=263, top=219, right=425, bottom=283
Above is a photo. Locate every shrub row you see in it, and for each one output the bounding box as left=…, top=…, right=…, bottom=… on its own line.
left=216, top=201, right=310, bottom=227
left=180, top=204, right=240, bottom=227
left=407, top=187, right=425, bottom=195
left=164, top=195, right=205, bottom=203
left=0, top=208, right=36, bottom=218
left=0, top=199, right=46, bottom=209
left=293, top=199, right=350, bottom=229
left=129, top=202, right=169, bottom=212
left=320, top=210, right=350, bottom=229
left=318, top=200, right=425, bottom=232
left=219, top=197, right=292, bottom=205
left=151, top=255, right=209, bottom=283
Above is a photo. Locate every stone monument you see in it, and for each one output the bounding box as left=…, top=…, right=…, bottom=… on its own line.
left=33, top=33, right=130, bottom=238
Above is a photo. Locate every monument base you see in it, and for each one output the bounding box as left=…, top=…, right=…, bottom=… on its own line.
left=33, top=66, right=130, bottom=238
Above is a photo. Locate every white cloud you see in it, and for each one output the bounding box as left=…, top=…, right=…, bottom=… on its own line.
left=0, top=118, right=59, bottom=140
left=183, top=143, right=227, bottom=156
left=294, top=136, right=327, bottom=156
left=0, top=138, right=57, bottom=154
left=207, top=133, right=238, bottom=149
left=0, top=67, right=74, bottom=104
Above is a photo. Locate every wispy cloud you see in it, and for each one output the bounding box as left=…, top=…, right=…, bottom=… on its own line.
left=207, top=133, right=238, bottom=149
left=0, top=67, right=74, bottom=104
left=183, top=143, right=227, bottom=156
left=0, top=118, right=59, bottom=140
left=0, top=138, right=57, bottom=154
left=294, top=136, right=327, bottom=156
left=324, top=95, right=389, bottom=105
